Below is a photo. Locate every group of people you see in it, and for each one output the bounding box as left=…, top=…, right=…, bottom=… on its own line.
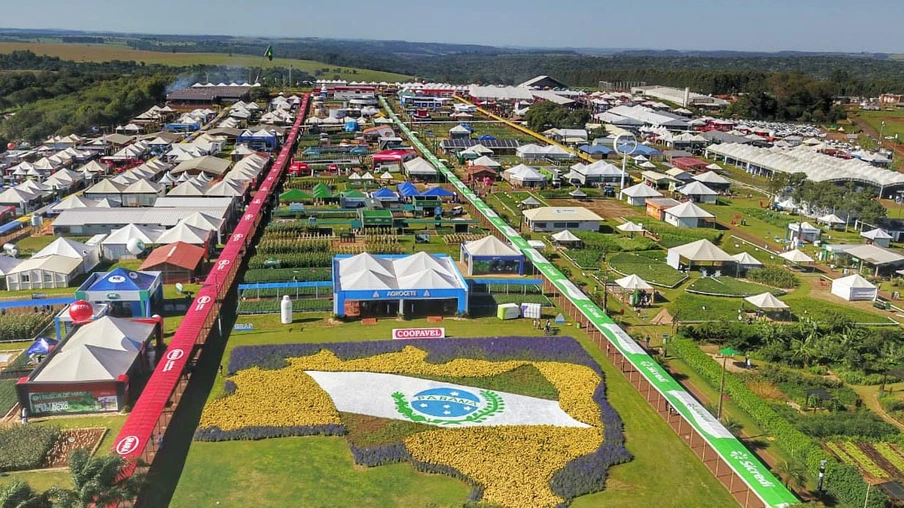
left=532, top=318, right=552, bottom=335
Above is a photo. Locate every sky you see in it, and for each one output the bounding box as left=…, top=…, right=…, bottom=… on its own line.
left=4, top=0, right=904, bottom=53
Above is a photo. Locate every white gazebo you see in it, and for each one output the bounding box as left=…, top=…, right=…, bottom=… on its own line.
left=614, top=274, right=653, bottom=291
left=862, top=228, right=893, bottom=248
left=779, top=249, right=814, bottom=266
left=744, top=292, right=790, bottom=310
left=551, top=230, right=581, bottom=245
left=831, top=274, right=877, bottom=301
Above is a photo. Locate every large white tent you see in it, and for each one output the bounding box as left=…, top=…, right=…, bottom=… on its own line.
left=666, top=239, right=734, bottom=270
left=779, top=249, right=814, bottom=264
left=831, top=274, right=877, bottom=301
left=614, top=274, right=653, bottom=290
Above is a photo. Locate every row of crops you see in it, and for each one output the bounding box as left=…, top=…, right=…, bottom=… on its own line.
left=237, top=298, right=333, bottom=315
left=827, top=440, right=904, bottom=480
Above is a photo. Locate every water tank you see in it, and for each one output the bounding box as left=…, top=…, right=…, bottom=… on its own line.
left=280, top=295, right=293, bottom=324
left=2, top=243, right=18, bottom=258
left=29, top=214, right=43, bottom=227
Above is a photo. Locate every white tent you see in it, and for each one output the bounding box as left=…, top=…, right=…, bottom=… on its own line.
left=731, top=252, right=763, bottom=268
left=744, top=292, right=789, bottom=310
left=614, top=274, right=653, bottom=290
left=551, top=230, right=581, bottom=243
left=617, top=222, right=645, bottom=233
left=621, top=183, right=662, bottom=206
left=692, top=171, right=731, bottom=186
left=779, top=249, right=814, bottom=264
left=461, top=236, right=520, bottom=257
left=817, top=213, right=845, bottom=227
left=831, top=274, right=877, bottom=302
left=32, top=316, right=156, bottom=383
left=666, top=239, right=734, bottom=269
left=155, top=222, right=210, bottom=246
left=102, top=224, right=164, bottom=259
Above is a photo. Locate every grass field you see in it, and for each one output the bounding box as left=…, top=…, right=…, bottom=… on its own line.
left=687, top=276, right=782, bottom=297
left=608, top=252, right=686, bottom=288
left=0, top=42, right=409, bottom=82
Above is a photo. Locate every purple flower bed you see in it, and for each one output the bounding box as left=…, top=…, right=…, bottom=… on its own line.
left=224, top=336, right=630, bottom=504
left=348, top=442, right=410, bottom=467
left=229, top=336, right=603, bottom=375
left=194, top=424, right=345, bottom=442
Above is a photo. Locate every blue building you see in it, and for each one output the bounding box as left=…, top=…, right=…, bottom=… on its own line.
left=332, top=252, right=469, bottom=318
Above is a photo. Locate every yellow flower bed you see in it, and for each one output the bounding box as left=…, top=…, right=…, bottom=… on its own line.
left=405, top=426, right=602, bottom=508
left=199, top=366, right=340, bottom=430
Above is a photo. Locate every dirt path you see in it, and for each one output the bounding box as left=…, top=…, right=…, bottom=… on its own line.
left=850, top=384, right=904, bottom=432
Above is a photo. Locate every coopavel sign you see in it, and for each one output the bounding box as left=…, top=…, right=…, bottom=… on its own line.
left=392, top=328, right=445, bottom=339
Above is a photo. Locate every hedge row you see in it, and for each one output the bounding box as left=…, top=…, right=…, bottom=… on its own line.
left=668, top=338, right=887, bottom=508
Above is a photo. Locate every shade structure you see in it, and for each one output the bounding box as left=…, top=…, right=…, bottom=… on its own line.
left=397, top=181, right=419, bottom=197
left=744, top=292, right=789, bottom=310
left=666, top=239, right=734, bottom=269
left=614, top=274, right=653, bottom=291
left=617, top=221, right=645, bottom=233
left=817, top=213, right=845, bottom=225
left=731, top=252, right=763, bottom=267
left=569, top=188, right=587, bottom=198
left=719, top=347, right=741, bottom=357
left=521, top=196, right=541, bottom=207
left=551, top=230, right=581, bottom=243
left=779, top=249, right=814, bottom=264
left=421, top=187, right=455, bottom=198
left=831, top=274, right=878, bottom=301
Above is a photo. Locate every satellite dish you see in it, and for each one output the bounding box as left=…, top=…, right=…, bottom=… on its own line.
left=614, top=133, right=638, bottom=156
left=175, top=282, right=184, bottom=294
left=126, top=238, right=146, bottom=255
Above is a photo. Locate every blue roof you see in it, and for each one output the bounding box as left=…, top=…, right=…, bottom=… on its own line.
left=633, top=144, right=662, bottom=156
left=0, top=221, right=23, bottom=235
left=371, top=188, right=399, bottom=198
left=397, top=182, right=419, bottom=197
left=459, top=123, right=474, bottom=133
left=420, top=187, right=455, bottom=197
left=578, top=144, right=614, bottom=155
left=88, top=268, right=159, bottom=293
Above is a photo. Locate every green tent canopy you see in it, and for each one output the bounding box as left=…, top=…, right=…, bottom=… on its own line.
left=312, top=183, right=334, bottom=199
left=279, top=189, right=313, bottom=202
left=342, top=190, right=366, bottom=198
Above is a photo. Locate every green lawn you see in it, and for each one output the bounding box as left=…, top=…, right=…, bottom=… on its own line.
left=608, top=252, right=686, bottom=288
left=670, top=293, right=745, bottom=322
left=687, top=276, right=783, bottom=298
left=170, top=438, right=471, bottom=508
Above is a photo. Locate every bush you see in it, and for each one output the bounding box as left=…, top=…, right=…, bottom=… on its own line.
left=746, top=266, right=800, bottom=289
left=0, top=313, right=53, bottom=342
left=759, top=365, right=860, bottom=408
left=0, top=425, right=59, bottom=472
left=243, top=268, right=332, bottom=283
left=795, top=411, right=897, bottom=440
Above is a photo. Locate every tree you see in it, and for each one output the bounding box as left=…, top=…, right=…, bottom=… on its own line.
left=50, top=449, right=144, bottom=508
left=525, top=101, right=590, bottom=132
left=775, top=460, right=807, bottom=492
left=0, top=482, right=52, bottom=508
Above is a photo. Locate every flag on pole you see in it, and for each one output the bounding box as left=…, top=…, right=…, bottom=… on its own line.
left=265, top=45, right=273, bottom=61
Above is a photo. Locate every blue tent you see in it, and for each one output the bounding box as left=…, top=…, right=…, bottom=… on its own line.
left=371, top=187, right=399, bottom=199
left=344, top=120, right=359, bottom=133
left=420, top=187, right=455, bottom=198
left=459, top=123, right=474, bottom=133
left=477, top=135, right=497, bottom=141
left=25, top=337, right=58, bottom=358
left=88, top=268, right=158, bottom=293
left=75, top=267, right=163, bottom=318
left=578, top=144, right=614, bottom=156
left=632, top=144, right=662, bottom=157
left=397, top=182, right=419, bottom=197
